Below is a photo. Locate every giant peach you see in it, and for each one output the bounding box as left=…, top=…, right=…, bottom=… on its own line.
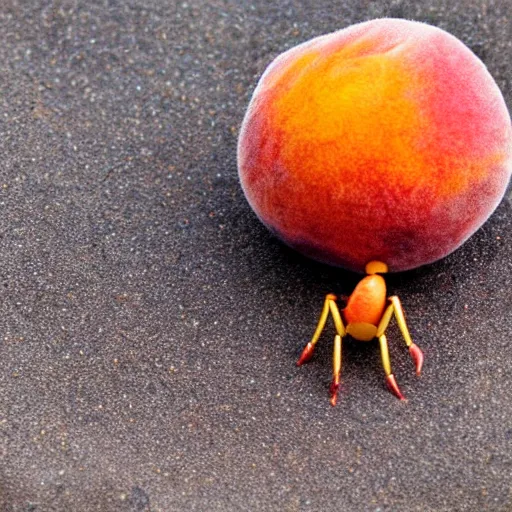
left=238, top=18, right=512, bottom=273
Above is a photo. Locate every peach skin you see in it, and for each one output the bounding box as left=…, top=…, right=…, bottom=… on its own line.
left=238, top=18, right=512, bottom=273
left=238, top=18, right=512, bottom=403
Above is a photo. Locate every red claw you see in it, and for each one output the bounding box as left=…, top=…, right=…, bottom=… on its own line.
left=409, top=343, right=424, bottom=375
left=385, top=374, right=406, bottom=401
left=329, top=378, right=340, bottom=407
left=297, top=342, right=315, bottom=366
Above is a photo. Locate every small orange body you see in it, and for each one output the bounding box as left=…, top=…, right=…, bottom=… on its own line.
left=344, top=274, right=387, bottom=326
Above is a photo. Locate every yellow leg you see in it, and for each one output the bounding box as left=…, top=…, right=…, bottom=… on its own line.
left=330, top=335, right=342, bottom=406
left=329, top=300, right=346, bottom=338
left=377, top=297, right=424, bottom=376
left=376, top=303, right=394, bottom=337
left=389, top=296, right=413, bottom=346
left=297, top=294, right=343, bottom=365
left=389, top=296, right=424, bottom=375
left=378, top=334, right=405, bottom=400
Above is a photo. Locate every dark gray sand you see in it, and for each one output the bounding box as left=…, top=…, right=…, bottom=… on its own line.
left=1, top=1, right=511, bottom=511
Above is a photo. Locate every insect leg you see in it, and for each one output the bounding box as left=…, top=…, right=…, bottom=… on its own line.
left=297, top=294, right=341, bottom=365
left=329, top=335, right=342, bottom=406
left=376, top=303, right=394, bottom=336
left=389, top=296, right=424, bottom=375
left=378, top=334, right=406, bottom=400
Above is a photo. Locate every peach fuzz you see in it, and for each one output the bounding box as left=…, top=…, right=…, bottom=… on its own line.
left=238, top=18, right=512, bottom=273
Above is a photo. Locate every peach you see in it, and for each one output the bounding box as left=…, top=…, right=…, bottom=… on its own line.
left=238, top=18, right=512, bottom=273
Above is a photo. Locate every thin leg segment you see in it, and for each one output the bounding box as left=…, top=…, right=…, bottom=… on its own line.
left=329, top=335, right=342, bottom=406
left=389, top=296, right=413, bottom=346
left=329, top=300, right=346, bottom=338
left=297, top=294, right=344, bottom=365
left=376, top=303, right=394, bottom=337
left=377, top=296, right=424, bottom=376
left=378, top=334, right=406, bottom=400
